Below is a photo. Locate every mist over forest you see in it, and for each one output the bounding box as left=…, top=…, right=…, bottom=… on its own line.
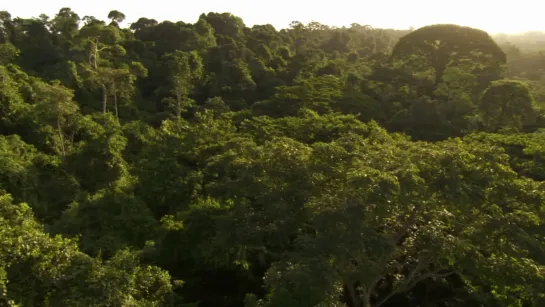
left=2, top=7, right=545, bottom=307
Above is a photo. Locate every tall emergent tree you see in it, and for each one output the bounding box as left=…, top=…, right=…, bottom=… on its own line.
left=390, top=24, right=506, bottom=88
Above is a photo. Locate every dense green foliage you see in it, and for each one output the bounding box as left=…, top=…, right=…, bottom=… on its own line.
left=1, top=7, right=545, bottom=307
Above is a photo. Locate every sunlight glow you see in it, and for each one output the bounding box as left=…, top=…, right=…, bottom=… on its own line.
left=3, top=0, right=543, bottom=34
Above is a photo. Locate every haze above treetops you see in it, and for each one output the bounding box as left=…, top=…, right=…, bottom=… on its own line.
left=3, top=0, right=545, bottom=35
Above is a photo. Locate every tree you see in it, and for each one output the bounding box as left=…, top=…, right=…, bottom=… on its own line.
left=33, top=80, right=79, bottom=156
left=480, top=80, right=537, bottom=132
left=52, top=7, right=80, bottom=41
left=0, top=135, right=41, bottom=203
left=101, top=66, right=138, bottom=119
left=64, top=113, right=128, bottom=194
left=252, top=75, right=342, bottom=117
left=0, top=43, right=19, bottom=64
left=201, top=12, right=245, bottom=40
left=162, top=50, right=203, bottom=117
left=249, top=138, right=545, bottom=307
left=0, top=192, right=175, bottom=306
left=433, top=66, right=478, bottom=135
left=77, top=22, right=129, bottom=113
left=82, top=15, right=104, bottom=27
left=0, top=64, right=32, bottom=131
left=108, top=10, right=126, bottom=27
left=390, top=24, right=506, bottom=87
left=0, top=11, right=14, bottom=43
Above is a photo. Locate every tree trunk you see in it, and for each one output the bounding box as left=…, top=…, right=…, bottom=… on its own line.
left=57, top=116, right=66, bottom=157
left=90, top=40, right=98, bottom=69
left=101, top=83, right=107, bottom=113
left=70, top=130, right=75, bottom=151
left=347, top=284, right=362, bottom=307
left=433, top=48, right=450, bottom=86
left=90, top=39, right=108, bottom=114
left=114, top=92, right=119, bottom=120
left=175, top=91, right=181, bottom=117
left=361, top=288, right=371, bottom=307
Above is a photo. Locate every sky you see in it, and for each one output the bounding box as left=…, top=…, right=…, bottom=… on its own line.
left=2, top=0, right=544, bottom=34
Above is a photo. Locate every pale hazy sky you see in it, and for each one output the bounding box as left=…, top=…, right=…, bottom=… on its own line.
left=2, top=0, right=544, bottom=34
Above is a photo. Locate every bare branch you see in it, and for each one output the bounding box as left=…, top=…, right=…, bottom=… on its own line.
left=375, top=259, right=447, bottom=307
left=405, top=269, right=455, bottom=290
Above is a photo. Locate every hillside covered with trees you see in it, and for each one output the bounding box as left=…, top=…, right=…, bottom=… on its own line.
left=2, top=7, right=545, bottom=307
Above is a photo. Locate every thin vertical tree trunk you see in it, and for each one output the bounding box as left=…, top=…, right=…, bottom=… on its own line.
left=90, top=38, right=108, bottom=114
left=175, top=91, right=181, bottom=117
left=347, top=284, right=362, bottom=307
left=114, top=92, right=119, bottom=120
left=101, top=84, right=107, bottom=113
left=361, top=288, right=371, bottom=307
left=57, top=116, right=66, bottom=157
